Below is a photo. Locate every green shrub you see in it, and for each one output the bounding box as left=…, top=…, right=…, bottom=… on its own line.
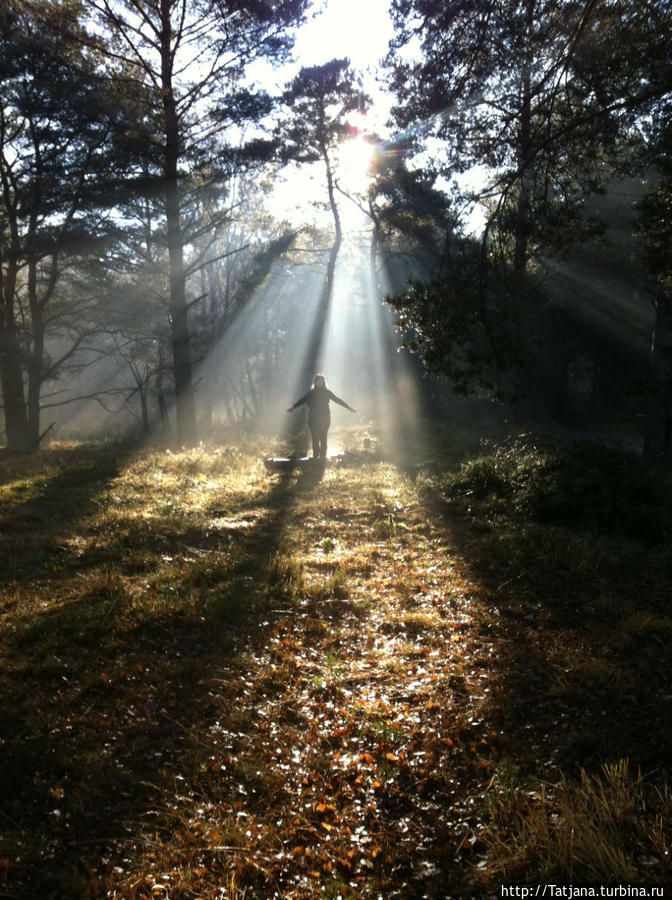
left=442, top=436, right=672, bottom=544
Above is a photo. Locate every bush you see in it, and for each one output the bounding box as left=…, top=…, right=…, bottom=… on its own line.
left=441, top=436, right=672, bottom=544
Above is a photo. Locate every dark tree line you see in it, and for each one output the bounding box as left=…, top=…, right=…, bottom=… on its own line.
left=1, top=0, right=312, bottom=451
left=0, top=1, right=139, bottom=452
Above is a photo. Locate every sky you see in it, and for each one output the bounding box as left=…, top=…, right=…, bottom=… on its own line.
left=294, top=0, right=395, bottom=129
left=255, top=0, right=395, bottom=225
left=259, top=0, right=487, bottom=234
left=248, top=0, right=395, bottom=132
left=294, top=0, right=394, bottom=70
left=248, top=0, right=395, bottom=130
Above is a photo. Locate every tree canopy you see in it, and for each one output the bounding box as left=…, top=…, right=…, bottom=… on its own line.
left=384, top=0, right=672, bottom=442
left=0, top=0, right=145, bottom=451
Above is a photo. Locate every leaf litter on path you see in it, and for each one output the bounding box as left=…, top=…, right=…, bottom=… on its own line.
left=8, top=440, right=664, bottom=898
left=170, top=460, right=501, bottom=899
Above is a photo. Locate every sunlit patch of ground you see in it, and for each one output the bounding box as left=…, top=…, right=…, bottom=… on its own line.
left=164, top=453, right=498, bottom=899
left=0, top=432, right=669, bottom=898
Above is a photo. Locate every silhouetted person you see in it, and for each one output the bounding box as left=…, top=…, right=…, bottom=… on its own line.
left=287, top=374, right=356, bottom=459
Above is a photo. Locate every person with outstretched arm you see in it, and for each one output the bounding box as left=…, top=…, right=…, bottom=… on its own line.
left=287, top=374, right=356, bottom=460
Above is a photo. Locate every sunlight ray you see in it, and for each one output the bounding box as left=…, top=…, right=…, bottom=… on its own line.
left=313, top=215, right=425, bottom=460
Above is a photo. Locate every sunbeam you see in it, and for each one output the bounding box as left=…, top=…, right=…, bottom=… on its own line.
left=308, top=210, right=425, bottom=462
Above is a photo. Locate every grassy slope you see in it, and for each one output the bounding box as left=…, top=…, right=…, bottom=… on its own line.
left=0, top=427, right=670, bottom=898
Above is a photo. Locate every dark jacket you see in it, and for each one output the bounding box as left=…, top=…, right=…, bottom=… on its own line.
left=291, top=387, right=353, bottom=425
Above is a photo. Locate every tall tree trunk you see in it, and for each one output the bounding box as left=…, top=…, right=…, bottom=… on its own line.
left=0, top=257, right=34, bottom=452
left=160, top=0, right=196, bottom=446
left=157, top=341, right=169, bottom=426
left=0, top=338, right=33, bottom=452
left=511, top=0, right=535, bottom=312
left=139, top=378, right=150, bottom=433
left=324, top=153, right=342, bottom=295
left=510, top=0, right=535, bottom=404
left=305, top=150, right=342, bottom=379
left=26, top=257, right=44, bottom=451
left=200, top=261, right=219, bottom=431
left=643, top=285, right=672, bottom=458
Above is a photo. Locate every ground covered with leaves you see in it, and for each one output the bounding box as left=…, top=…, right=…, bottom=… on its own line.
left=0, top=425, right=670, bottom=898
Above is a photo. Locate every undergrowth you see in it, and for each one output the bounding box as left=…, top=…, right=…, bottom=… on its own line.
left=484, top=759, right=671, bottom=886
left=441, top=435, right=672, bottom=544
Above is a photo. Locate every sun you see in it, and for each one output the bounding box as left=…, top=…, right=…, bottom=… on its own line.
left=337, top=135, right=375, bottom=194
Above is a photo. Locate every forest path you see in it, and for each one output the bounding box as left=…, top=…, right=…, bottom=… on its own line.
left=0, top=436, right=510, bottom=900
left=2, top=434, right=669, bottom=898
left=197, top=445, right=502, bottom=898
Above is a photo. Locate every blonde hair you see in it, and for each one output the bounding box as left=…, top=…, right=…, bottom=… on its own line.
left=312, top=373, right=327, bottom=389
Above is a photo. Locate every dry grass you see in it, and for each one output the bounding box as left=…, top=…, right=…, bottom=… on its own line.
left=483, top=760, right=671, bottom=886
left=0, top=427, right=670, bottom=898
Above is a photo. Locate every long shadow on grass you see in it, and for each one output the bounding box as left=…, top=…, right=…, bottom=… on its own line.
left=414, top=494, right=672, bottom=890
left=419, top=469, right=672, bottom=781
left=0, top=449, right=330, bottom=898
left=0, top=442, right=133, bottom=585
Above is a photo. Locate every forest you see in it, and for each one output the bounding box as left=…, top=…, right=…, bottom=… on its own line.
left=1, top=0, right=671, bottom=898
